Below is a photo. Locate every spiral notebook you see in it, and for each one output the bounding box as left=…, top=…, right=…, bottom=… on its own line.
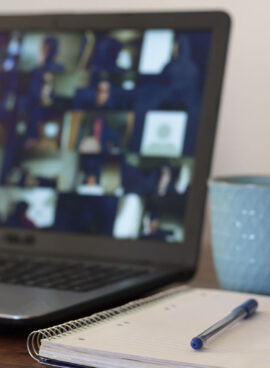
left=27, top=286, right=270, bottom=368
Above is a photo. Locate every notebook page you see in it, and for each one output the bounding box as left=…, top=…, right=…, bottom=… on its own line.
left=41, top=288, right=270, bottom=368
left=40, top=349, right=190, bottom=368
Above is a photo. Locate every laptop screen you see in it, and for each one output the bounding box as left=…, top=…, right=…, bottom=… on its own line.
left=0, top=29, right=212, bottom=244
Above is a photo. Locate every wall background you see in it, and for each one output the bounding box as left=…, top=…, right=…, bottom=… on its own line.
left=0, top=0, right=269, bottom=247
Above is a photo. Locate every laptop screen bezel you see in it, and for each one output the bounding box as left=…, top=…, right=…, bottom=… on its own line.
left=0, top=11, right=230, bottom=269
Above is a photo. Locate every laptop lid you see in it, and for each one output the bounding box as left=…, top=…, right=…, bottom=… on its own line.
left=0, top=12, right=230, bottom=271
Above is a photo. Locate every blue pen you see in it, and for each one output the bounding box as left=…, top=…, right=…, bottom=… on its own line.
left=190, top=299, right=258, bottom=350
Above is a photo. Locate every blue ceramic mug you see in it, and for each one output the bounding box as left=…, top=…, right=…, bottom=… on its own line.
left=208, top=176, right=270, bottom=294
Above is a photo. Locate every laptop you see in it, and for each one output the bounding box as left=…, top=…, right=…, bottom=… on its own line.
left=0, top=12, right=230, bottom=326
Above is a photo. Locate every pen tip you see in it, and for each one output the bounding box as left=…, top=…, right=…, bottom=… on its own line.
left=191, top=337, right=203, bottom=350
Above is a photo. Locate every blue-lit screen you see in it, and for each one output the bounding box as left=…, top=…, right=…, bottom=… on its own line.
left=0, top=29, right=211, bottom=243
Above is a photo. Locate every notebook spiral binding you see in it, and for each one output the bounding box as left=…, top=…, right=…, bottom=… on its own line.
left=27, top=285, right=189, bottom=362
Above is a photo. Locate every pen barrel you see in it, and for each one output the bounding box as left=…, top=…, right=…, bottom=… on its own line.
left=197, top=308, right=246, bottom=342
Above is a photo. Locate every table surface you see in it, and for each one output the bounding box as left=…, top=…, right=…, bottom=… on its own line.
left=0, top=244, right=219, bottom=368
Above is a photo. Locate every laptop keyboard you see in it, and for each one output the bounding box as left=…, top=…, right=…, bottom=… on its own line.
left=0, top=257, right=150, bottom=292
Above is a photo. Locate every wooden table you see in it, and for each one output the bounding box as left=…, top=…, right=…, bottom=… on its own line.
left=0, top=244, right=219, bottom=368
